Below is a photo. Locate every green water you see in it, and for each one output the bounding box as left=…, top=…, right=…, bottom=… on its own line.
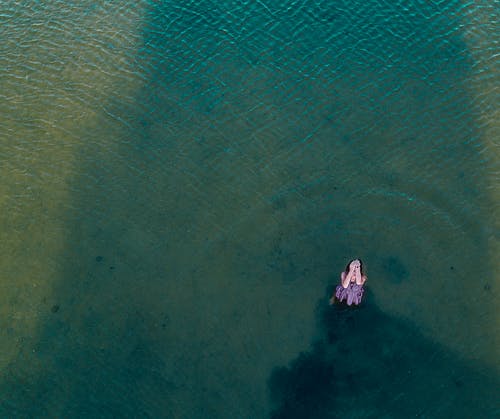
left=1, top=1, right=498, bottom=417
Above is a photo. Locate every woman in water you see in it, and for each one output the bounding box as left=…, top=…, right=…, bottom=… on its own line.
left=329, top=259, right=367, bottom=306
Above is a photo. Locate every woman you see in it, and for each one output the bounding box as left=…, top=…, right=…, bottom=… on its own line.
left=329, top=259, right=367, bottom=306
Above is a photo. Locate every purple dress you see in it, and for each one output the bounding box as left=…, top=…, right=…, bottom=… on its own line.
left=335, top=281, right=364, bottom=306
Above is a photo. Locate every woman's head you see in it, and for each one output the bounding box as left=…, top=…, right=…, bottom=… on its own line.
left=345, top=259, right=364, bottom=275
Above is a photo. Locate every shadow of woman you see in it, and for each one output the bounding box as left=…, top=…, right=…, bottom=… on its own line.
left=268, top=288, right=499, bottom=418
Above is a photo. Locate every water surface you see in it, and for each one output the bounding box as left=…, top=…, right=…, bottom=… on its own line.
left=1, top=0, right=498, bottom=417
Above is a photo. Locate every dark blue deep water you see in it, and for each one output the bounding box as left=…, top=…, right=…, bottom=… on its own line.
left=1, top=1, right=498, bottom=417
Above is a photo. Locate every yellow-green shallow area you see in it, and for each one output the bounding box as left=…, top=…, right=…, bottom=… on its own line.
left=0, top=1, right=498, bottom=417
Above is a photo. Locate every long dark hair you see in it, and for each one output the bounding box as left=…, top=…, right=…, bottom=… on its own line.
left=344, top=259, right=365, bottom=276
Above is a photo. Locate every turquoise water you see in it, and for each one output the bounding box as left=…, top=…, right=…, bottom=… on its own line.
left=1, top=1, right=498, bottom=417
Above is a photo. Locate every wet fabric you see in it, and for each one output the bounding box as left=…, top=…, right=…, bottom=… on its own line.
left=335, top=282, right=364, bottom=306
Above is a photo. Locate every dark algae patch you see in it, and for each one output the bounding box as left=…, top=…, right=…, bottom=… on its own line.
left=268, top=292, right=499, bottom=418
left=381, top=256, right=409, bottom=284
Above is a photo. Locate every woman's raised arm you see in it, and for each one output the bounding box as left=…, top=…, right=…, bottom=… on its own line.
left=356, top=275, right=367, bottom=286
left=341, top=271, right=350, bottom=288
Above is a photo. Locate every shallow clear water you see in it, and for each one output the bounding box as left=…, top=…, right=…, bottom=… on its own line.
left=1, top=1, right=498, bottom=417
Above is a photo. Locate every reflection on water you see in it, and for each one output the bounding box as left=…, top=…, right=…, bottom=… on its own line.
left=0, top=0, right=498, bottom=417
